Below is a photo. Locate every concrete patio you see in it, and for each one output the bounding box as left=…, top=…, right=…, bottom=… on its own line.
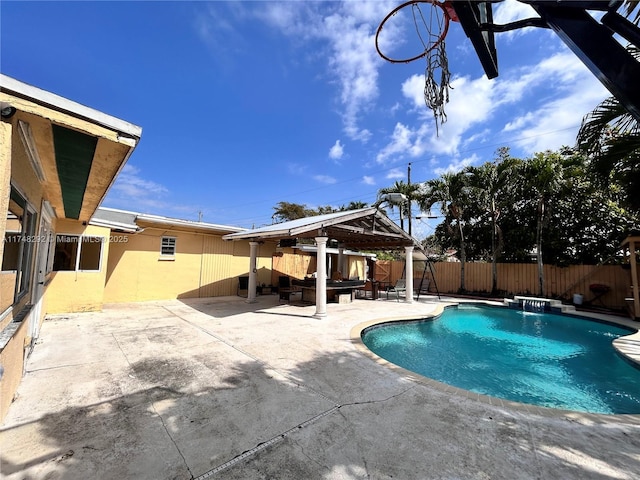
left=1, top=295, right=639, bottom=479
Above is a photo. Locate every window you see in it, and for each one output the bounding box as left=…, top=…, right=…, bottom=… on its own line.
left=161, top=236, right=176, bottom=257
left=53, top=235, right=78, bottom=271
left=1, top=186, right=36, bottom=311
left=53, top=235, right=103, bottom=271
left=79, top=237, right=102, bottom=270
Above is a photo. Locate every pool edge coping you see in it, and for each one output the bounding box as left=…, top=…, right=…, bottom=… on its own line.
left=349, top=300, right=640, bottom=425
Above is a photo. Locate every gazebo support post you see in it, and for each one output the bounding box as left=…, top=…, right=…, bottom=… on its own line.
left=405, top=246, right=414, bottom=304
left=247, top=241, right=259, bottom=304
left=314, top=236, right=328, bottom=318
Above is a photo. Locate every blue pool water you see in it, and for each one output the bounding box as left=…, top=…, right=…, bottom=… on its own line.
left=361, top=305, right=640, bottom=414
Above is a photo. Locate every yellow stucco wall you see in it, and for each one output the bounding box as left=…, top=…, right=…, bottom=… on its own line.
left=1, top=84, right=140, bottom=423
left=1, top=116, right=47, bottom=322
left=104, top=228, right=274, bottom=303
left=1, top=113, right=49, bottom=421
left=0, top=320, right=29, bottom=421
left=44, top=221, right=111, bottom=313
left=0, top=120, right=11, bottom=282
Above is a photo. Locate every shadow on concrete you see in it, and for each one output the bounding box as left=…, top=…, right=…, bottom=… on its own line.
left=2, top=313, right=640, bottom=479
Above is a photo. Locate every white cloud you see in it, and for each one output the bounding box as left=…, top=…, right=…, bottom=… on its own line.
left=111, top=164, right=168, bottom=199
left=362, top=175, right=375, bottom=185
left=106, top=164, right=184, bottom=213
left=193, top=3, right=249, bottom=62
left=378, top=48, right=609, bottom=164
left=493, top=0, right=540, bottom=39
left=329, top=139, right=344, bottom=160
left=287, top=163, right=307, bottom=176
left=314, top=174, right=337, bottom=184
left=259, top=1, right=395, bottom=143
left=375, top=120, right=434, bottom=166
left=386, top=168, right=405, bottom=179
left=434, top=154, right=480, bottom=176
left=501, top=54, right=608, bottom=153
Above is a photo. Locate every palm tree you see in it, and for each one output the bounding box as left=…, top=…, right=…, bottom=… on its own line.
left=576, top=97, right=640, bottom=213
left=576, top=45, right=640, bottom=213
left=340, top=201, right=369, bottom=211
left=465, top=148, right=519, bottom=294
left=418, top=171, right=470, bottom=292
left=272, top=202, right=309, bottom=223
left=377, top=181, right=421, bottom=233
left=623, top=1, right=640, bottom=23
left=523, top=151, right=581, bottom=296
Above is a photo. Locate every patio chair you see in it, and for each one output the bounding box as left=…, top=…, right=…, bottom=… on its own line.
left=237, top=276, right=249, bottom=297
left=386, top=279, right=406, bottom=302
left=278, top=276, right=299, bottom=302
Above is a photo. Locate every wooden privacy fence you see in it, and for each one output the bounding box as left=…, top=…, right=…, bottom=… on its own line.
left=375, top=260, right=631, bottom=310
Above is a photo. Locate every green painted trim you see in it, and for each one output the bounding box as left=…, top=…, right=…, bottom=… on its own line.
left=52, top=125, right=97, bottom=219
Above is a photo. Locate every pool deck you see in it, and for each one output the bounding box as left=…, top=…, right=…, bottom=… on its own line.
left=1, top=295, right=640, bottom=479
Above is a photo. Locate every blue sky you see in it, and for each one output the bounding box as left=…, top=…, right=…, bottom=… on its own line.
left=1, top=1, right=610, bottom=236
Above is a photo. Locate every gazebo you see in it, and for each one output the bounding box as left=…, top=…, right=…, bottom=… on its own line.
left=223, top=208, right=420, bottom=318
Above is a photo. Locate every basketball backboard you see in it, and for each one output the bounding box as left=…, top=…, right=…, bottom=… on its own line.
left=452, top=1, right=498, bottom=79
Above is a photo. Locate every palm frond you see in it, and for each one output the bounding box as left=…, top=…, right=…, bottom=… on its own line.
left=623, top=0, right=640, bottom=24
left=577, top=97, right=636, bottom=155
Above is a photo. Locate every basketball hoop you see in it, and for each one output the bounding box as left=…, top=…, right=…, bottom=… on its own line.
left=375, top=0, right=454, bottom=135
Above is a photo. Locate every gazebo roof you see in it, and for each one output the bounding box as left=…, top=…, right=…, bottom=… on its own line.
left=222, top=207, right=419, bottom=250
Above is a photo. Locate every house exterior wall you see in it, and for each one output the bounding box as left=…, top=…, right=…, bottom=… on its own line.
left=0, top=120, right=13, bottom=320
left=44, top=221, right=111, bottom=313
left=0, top=320, right=29, bottom=421
left=103, top=227, right=274, bottom=303
left=1, top=118, right=48, bottom=324
left=1, top=110, right=51, bottom=419
left=1, top=76, right=141, bottom=422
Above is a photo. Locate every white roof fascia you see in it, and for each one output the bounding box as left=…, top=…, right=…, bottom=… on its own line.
left=136, top=214, right=245, bottom=234
left=89, top=218, right=140, bottom=233
left=96, top=206, right=140, bottom=215
left=223, top=208, right=378, bottom=241
left=0, top=74, right=142, bottom=140
left=288, top=207, right=378, bottom=236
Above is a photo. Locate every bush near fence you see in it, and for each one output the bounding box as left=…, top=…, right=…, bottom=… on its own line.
left=374, top=261, right=631, bottom=310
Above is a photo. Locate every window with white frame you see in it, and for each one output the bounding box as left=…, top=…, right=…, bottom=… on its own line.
left=160, top=236, right=176, bottom=257
left=1, top=186, right=37, bottom=310
left=53, top=235, right=103, bottom=271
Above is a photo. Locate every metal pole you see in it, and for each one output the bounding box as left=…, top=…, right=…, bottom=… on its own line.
left=407, top=163, right=412, bottom=236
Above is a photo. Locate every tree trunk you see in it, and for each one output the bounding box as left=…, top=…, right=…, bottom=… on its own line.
left=536, top=198, right=545, bottom=296
left=493, top=223, right=504, bottom=295
left=458, top=220, right=466, bottom=292
left=490, top=200, right=498, bottom=294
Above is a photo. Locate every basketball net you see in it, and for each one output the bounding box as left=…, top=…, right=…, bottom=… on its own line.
left=412, top=1, right=451, bottom=135
left=375, top=1, right=453, bottom=136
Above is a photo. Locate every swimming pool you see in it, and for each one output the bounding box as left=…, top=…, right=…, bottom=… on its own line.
left=361, top=304, right=640, bottom=414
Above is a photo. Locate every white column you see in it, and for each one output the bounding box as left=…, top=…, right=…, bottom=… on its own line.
left=405, top=245, right=414, bottom=304
left=247, top=241, right=259, bottom=303
left=314, top=236, right=328, bottom=318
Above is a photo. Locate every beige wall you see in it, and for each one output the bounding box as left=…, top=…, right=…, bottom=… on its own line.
left=1, top=113, right=48, bottom=421
left=1, top=117, right=47, bottom=324
left=0, top=321, right=29, bottom=420
left=45, top=221, right=111, bottom=313
left=104, top=227, right=274, bottom=303
left=0, top=120, right=11, bottom=285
